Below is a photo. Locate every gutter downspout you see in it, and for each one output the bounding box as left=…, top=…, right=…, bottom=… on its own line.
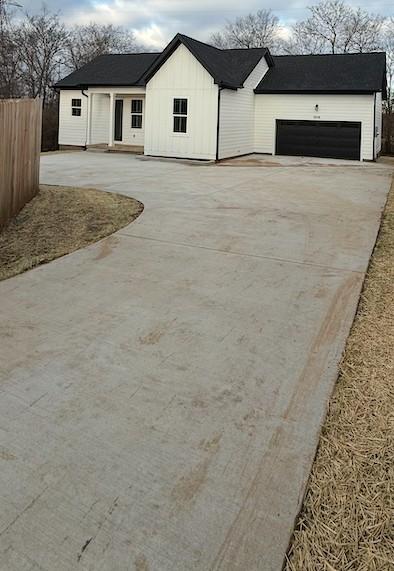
left=82, top=88, right=89, bottom=150
left=215, top=86, right=223, bottom=162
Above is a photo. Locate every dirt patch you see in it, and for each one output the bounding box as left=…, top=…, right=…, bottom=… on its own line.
left=0, top=185, right=143, bottom=281
left=285, top=180, right=394, bottom=570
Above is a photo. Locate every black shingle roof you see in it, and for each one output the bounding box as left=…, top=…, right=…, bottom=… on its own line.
left=255, top=52, right=387, bottom=96
left=143, top=34, right=273, bottom=89
left=54, top=52, right=160, bottom=88
left=54, top=36, right=386, bottom=97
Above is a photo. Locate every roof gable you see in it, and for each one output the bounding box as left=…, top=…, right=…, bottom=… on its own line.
left=143, top=34, right=273, bottom=90
left=255, top=52, right=387, bottom=97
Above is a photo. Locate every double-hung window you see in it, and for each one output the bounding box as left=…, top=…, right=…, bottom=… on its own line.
left=173, top=98, right=187, bottom=133
left=131, top=99, right=143, bottom=128
left=71, top=98, right=81, bottom=116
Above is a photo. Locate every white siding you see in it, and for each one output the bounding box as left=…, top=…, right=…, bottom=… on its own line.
left=120, top=96, right=145, bottom=146
left=375, top=92, right=382, bottom=156
left=218, top=57, right=269, bottom=159
left=254, top=94, right=375, bottom=161
left=58, top=90, right=87, bottom=146
left=144, top=44, right=218, bottom=160
left=90, top=94, right=109, bottom=145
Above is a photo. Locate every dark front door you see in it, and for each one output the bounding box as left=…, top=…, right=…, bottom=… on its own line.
left=275, top=120, right=361, bottom=161
left=114, top=99, right=123, bottom=142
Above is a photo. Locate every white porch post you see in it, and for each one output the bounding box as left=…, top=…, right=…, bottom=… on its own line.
left=108, top=92, right=115, bottom=147
left=86, top=93, right=93, bottom=146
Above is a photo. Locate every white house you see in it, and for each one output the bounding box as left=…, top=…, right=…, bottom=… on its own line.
left=55, top=33, right=387, bottom=162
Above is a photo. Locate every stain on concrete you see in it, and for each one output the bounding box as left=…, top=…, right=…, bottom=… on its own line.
left=135, top=554, right=149, bottom=571
left=0, top=447, right=16, bottom=461
left=94, top=236, right=119, bottom=260
left=199, top=433, right=222, bottom=452
left=283, top=272, right=362, bottom=420
left=172, top=434, right=222, bottom=507
left=139, top=325, right=167, bottom=345
left=192, top=396, right=208, bottom=409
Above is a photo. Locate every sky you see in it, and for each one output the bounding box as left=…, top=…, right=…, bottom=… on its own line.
left=22, top=0, right=394, bottom=50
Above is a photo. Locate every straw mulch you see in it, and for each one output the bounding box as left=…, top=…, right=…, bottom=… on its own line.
left=285, top=180, right=394, bottom=571
left=0, top=185, right=143, bottom=281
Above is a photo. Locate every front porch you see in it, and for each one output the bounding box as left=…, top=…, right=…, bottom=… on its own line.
left=86, top=88, right=146, bottom=152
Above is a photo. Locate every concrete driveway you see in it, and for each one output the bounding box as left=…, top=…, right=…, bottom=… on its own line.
left=0, top=152, right=391, bottom=571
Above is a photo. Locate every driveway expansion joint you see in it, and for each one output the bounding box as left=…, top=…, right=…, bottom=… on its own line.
left=117, top=230, right=365, bottom=275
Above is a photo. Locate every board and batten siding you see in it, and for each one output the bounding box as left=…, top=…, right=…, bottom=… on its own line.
left=254, top=94, right=375, bottom=161
left=375, top=92, right=382, bottom=156
left=58, top=90, right=87, bottom=146
left=90, top=93, right=110, bottom=145
left=144, top=44, right=218, bottom=160
left=120, top=96, right=145, bottom=147
left=218, top=57, right=269, bottom=160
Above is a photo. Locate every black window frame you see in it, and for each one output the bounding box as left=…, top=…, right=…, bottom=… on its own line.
left=131, top=98, right=143, bottom=129
left=71, top=98, right=81, bottom=117
left=173, top=98, right=188, bottom=133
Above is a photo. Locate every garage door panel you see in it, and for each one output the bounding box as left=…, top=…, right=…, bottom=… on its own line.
left=276, top=120, right=361, bottom=160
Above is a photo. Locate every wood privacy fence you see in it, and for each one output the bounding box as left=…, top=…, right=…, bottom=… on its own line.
left=0, top=98, right=42, bottom=228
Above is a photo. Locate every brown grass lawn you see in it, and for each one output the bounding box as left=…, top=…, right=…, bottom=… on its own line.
left=0, top=185, right=143, bottom=281
left=285, top=182, right=394, bottom=570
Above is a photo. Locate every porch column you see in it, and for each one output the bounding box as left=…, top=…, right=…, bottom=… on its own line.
left=108, top=92, right=115, bottom=147
left=86, top=93, right=93, bottom=146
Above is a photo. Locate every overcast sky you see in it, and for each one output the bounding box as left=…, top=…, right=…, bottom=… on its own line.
left=22, top=0, right=394, bottom=49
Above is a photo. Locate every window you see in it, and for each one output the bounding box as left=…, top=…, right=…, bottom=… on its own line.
left=71, top=98, right=81, bottom=116
left=173, top=98, right=187, bottom=133
left=131, top=99, right=143, bottom=129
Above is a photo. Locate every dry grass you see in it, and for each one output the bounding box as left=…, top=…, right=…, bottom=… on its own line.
left=285, top=182, right=394, bottom=570
left=0, top=184, right=143, bottom=281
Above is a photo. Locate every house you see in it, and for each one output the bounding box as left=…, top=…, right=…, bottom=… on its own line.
left=55, top=33, right=387, bottom=162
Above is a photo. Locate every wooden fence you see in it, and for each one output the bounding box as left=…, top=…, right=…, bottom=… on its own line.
left=0, top=98, right=42, bottom=228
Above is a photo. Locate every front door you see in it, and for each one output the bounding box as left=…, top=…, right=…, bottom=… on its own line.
left=114, top=99, right=123, bottom=142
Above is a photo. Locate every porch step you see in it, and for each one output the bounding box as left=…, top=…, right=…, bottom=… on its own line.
left=86, top=144, right=144, bottom=154
left=108, top=144, right=144, bottom=154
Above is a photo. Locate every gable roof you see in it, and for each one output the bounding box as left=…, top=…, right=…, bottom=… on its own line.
left=143, top=33, right=273, bottom=89
left=54, top=36, right=386, bottom=97
left=255, top=52, right=387, bottom=97
left=54, top=52, right=160, bottom=88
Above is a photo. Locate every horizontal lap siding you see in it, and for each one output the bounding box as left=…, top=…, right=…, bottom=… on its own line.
left=254, top=94, right=375, bottom=160
left=58, top=90, right=87, bottom=146
left=145, top=44, right=218, bottom=160
left=219, top=57, right=268, bottom=160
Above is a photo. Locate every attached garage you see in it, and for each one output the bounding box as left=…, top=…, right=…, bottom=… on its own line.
left=254, top=53, right=386, bottom=162
left=275, top=120, right=361, bottom=161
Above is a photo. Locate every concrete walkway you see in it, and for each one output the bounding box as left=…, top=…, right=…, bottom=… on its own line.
left=0, top=153, right=391, bottom=571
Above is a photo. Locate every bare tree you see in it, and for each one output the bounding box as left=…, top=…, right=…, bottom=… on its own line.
left=65, top=23, right=139, bottom=72
left=210, top=9, right=281, bottom=50
left=383, top=20, right=394, bottom=114
left=349, top=8, right=384, bottom=53
left=284, top=21, right=326, bottom=54
left=0, top=0, right=22, bottom=97
left=15, top=8, right=68, bottom=104
left=286, top=0, right=384, bottom=54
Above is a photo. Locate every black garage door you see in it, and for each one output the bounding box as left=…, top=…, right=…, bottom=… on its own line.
left=276, top=120, right=361, bottom=160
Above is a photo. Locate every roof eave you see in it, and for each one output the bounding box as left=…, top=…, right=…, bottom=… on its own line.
left=55, top=82, right=144, bottom=89
left=254, top=88, right=379, bottom=94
